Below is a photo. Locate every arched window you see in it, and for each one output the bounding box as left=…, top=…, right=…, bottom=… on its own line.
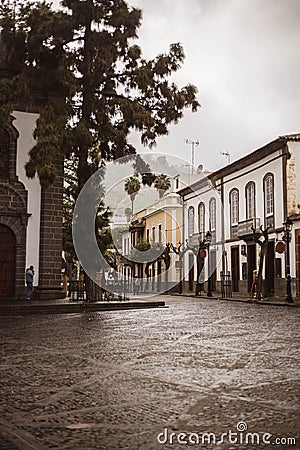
left=152, top=226, right=156, bottom=242
left=264, top=173, right=274, bottom=227
left=264, top=173, right=274, bottom=216
left=188, top=206, right=195, bottom=236
left=158, top=223, right=162, bottom=243
left=245, top=182, right=256, bottom=219
left=230, top=189, right=239, bottom=225
left=209, top=198, right=216, bottom=231
left=198, top=202, right=205, bottom=239
left=209, top=198, right=216, bottom=243
left=0, top=127, right=10, bottom=179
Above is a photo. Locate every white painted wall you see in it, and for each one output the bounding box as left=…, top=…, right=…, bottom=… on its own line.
left=182, top=178, right=222, bottom=282
left=222, top=150, right=286, bottom=281
left=13, top=111, right=41, bottom=285
left=222, top=150, right=284, bottom=239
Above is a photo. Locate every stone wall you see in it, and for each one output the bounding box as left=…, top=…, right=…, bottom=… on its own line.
left=34, top=152, right=65, bottom=300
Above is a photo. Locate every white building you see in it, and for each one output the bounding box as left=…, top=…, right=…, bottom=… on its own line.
left=179, top=134, right=300, bottom=299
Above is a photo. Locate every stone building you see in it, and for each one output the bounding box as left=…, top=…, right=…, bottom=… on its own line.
left=0, top=105, right=64, bottom=300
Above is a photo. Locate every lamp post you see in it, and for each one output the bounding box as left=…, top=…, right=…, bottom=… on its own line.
left=171, top=242, right=186, bottom=294
left=195, top=238, right=207, bottom=297
left=283, top=217, right=293, bottom=303
left=205, top=231, right=213, bottom=297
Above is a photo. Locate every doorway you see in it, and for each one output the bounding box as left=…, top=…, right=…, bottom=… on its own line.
left=265, top=241, right=275, bottom=296
left=247, top=243, right=256, bottom=292
left=188, top=253, right=194, bottom=291
left=231, top=246, right=240, bottom=292
left=210, top=250, right=217, bottom=292
left=0, top=225, right=16, bottom=298
left=296, top=229, right=300, bottom=298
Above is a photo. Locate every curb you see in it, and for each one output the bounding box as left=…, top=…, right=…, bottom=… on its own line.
left=0, top=300, right=166, bottom=316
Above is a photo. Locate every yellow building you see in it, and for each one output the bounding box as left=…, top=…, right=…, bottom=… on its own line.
left=130, top=193, right=183, bottom=292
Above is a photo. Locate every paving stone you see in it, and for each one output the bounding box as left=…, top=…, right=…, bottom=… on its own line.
left=0, top=296, right=299, bottom=449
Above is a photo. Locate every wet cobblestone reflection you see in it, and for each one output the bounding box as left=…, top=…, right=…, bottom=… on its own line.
left=0, top=296, right=299, bottom=449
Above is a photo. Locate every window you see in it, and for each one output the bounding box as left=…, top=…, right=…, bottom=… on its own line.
left=264, top=174, right=274, bottom=216
left=0, top=127, right=10, bottom=179
left=246, top=182, right=255, bottom=219
left=198, top=202, right=205, bottom=239
left=230, top=189, right=239, bottom=225
left=209, top=198, right=216, bottom=231
left=152, top=226, right=155, bottom=242
left=158, top=224, right=162, bottom=243
left=264, top=173, right=274, bottom=228
left=188, top=206, right=195, bottom=236
left=146, top=228, right=150, bottom=241
left=209, top=198, right=216, bottom=243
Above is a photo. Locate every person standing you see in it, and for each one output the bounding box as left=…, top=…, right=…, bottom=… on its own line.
left=133, top=276, right=141, bottom=295
left=25, top=265, right=34, bottom=300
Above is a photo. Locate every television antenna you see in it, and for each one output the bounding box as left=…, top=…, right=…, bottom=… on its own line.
left=220, top=151, right=231, bottom=164
left=185, top=139, right=199, bottom=174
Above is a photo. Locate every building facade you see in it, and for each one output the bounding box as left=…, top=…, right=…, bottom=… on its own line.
left=179, top=134, right=300, bottom=299
left=0, top=107, right=64, bottom=299
left=129, top=193, right=183, bottom=292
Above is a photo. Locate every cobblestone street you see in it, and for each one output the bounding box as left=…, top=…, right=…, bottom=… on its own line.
left=0, top=296, right=299, bottom=450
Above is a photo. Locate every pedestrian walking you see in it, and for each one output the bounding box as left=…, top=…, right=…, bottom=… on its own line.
left=25, top=265, right=34, bottom=300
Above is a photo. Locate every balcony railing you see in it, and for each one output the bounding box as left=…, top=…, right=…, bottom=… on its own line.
left=187, top=231, right=214, bottom=248
left=237, top=218, right=260, bottom=238
left=187, top=233, right=202, bottom=248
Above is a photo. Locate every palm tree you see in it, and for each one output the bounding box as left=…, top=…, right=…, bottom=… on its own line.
left=154, top=174, right=171, bottom=198
left=124, top=176, right=141, bottom=213
left=141, top=172, right=156, bottom=187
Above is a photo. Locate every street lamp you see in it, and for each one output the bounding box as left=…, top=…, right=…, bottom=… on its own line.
left=283, top=217, right=293, bottom=303
left=171, top=242, right=186, bottom=294
left=205, top=231, right=213, bottom=297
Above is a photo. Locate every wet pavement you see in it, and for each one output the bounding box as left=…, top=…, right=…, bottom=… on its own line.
left=0, top=295, right=299, bottom=450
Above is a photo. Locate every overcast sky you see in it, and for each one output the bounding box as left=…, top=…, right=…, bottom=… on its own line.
left=128, top=0, right=300, bottom=171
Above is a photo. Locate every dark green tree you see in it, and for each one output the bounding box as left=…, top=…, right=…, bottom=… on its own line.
left=124, top=176, right=141, bottom=213
left=0, top=0, right=200, bottom=189
left=154, top=173, right=171, bottom=198
left=0, top=0, right=200, bottom=299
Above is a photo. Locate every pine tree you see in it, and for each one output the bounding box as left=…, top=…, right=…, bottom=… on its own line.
left=0, top=0, right=200, bottom=189
left=0, top=0, right=200, bottom=299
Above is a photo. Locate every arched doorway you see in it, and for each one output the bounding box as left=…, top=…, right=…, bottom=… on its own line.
left=0, top=224, right=16, bottom=298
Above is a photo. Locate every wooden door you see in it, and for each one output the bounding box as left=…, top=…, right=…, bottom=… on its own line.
left=247, top=243, right=256, bottom=292
left=210, top=250, right=217, bottom=291
left=188, top=253, right=194, bottom=291
left=265, top=241, right=275, bottom=295
left=0, top=225, right=16, bottom=298
left=231, top=246, right=240, bottom=292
